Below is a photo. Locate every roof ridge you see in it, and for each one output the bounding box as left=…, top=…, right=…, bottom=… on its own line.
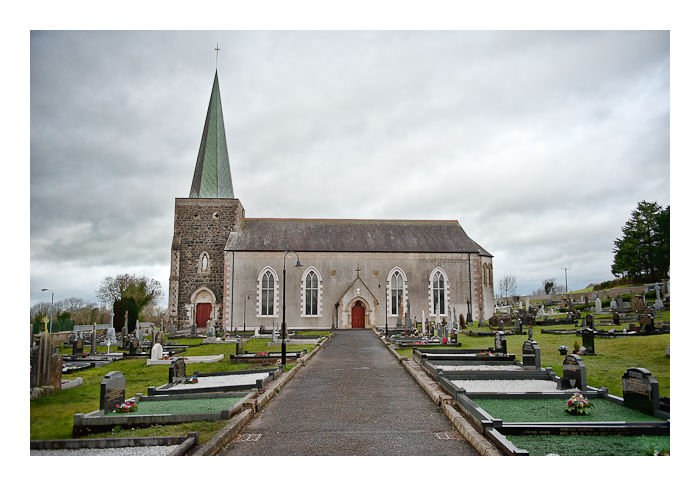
left=243, top=217, right=460, bottom=223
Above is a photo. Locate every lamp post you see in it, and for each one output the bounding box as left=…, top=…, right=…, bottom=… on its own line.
left=385, top=280, right=388, bottom=337
left=243, top=295, right=249, bottom=333
left=41, top=288, right=54, bottom=334
left=282, top=251, right=302, bottom=366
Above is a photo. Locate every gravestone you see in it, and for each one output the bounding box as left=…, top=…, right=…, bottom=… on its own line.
left=518, top=301, right=522, bottom=310
left=622, top=368, right=659, bottom=415
left=584, top=313, right=595, bottom=330
left=30, top=318, right=52, bottom=389
left=191, top=323, right=197, bottom=336
left=581, top=328, right=596, bottom=355
left=567, top=299, right=575, bottom=314
left=498, top=319, right=504, bottom=331
left=135, top=321, right=143, bottom=344
left=561, top=354, right=587, bottom=390
left=514, top=318, right=522, bottom=334
left=595, top=298, right=603, bottom=314
left=610, top=299, right=617, bottom=311
left=151, top=342, right=163, bottom=360
left=169, top=358, right=186, bottom=384
left=522, top=340, right=541, bottom=369
left=72, top=337, right=84, bottom=356
left=639, top=314, right=655, bottom=334
left=49, top=353, right=62, bottom=389
left=494, top=332, right=507, bottom=354
left=106, top=327, right=117, bottom=344
left=528, top=326, right=533, bottom=341
left=421, top=311, right=426, bottom=335
left=91, top=323, right=98, bottom=354
left=613, top=311, right=620, bottom=326
left=100, top=371, right=126, bottom=413
left=654, top=284, right=664, bottom=311
left=536, top=306, right=544, bottom=319
left=632, top=296, right=645, bottom=313
left=584, top=296, right=589, bottom=307
left=616, top=296, right=624, bottom=311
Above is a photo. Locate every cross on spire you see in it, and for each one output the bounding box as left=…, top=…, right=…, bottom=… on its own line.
left=214, top=43, right=221, bottom=69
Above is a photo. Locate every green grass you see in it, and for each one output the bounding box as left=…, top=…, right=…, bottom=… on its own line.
left=84, top=421, right=228, bottom=445
left=31, top=338, right=312, bottom=440
left=105, top=396, right=243, bottom=416
left=395, top=322, right=670, bottom=398
left=472, top=398, right=659, bottom=422
left=507, top=434, right=670, bottom=456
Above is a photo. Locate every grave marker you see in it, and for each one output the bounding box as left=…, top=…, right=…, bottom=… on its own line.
left=581, top=327, right=596, bottom=355
left=595, top=298, right=603, bottom=314
left=622, top=367, right=659, bottom=416
left=522, top=340, right=541, bottom=369
left=494, top=331, right=507, bottom=354
left=100, top=371, right=126, bottom=413
left=169, top=357, right=186, bottom=384
left=562, top=354, right=587, bottom=390
left=151, top=343, right=163, bottom=360
left=72, top=338, right=84, bottom=356
left=514, top=318, right=522, bottom=334
left=584, top=313, right=595, bottom=330
left=639, top=313, right=655, bottom=334
left=528, top=326, right=533, bottom=341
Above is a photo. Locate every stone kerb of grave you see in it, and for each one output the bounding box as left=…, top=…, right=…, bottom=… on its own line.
left=169, top=358, right=187, bottom=384
left=622, top=367, right=660, bottom=416
left=100, top=371, right=126, bottom=413
left=561, top=354, right=587, bottom=390
left=521, top=340, right=541, bottom=369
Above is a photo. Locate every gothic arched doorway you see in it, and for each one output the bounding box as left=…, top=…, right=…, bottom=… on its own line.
left=351, top=301, right=366, bottom=328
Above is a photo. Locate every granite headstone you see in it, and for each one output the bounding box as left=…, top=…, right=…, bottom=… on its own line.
left=100, top=371, right=126, bottom=413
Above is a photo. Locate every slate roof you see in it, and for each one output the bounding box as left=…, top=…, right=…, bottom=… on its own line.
left=225, top=218, right=492, bottom=256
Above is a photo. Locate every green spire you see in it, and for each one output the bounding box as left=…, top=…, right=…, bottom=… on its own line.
left=189, top=71, right=234, bottom=198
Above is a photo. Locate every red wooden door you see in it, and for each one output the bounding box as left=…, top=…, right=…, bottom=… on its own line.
left=351, top=302, right=365, bottom=328
left=196, top=303, right=212, bottom=328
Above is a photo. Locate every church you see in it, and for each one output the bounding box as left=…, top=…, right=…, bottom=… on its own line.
left=168, top=72, right=495, bottom=331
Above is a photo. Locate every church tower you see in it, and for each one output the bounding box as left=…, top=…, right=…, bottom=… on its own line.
left=169, top=71, right=245, bottom=330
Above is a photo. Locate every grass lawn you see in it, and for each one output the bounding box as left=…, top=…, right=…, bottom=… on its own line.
left=394, top=318, right=670, bottom=398
left=507, top=434, right=670, bottom=456
left=31, top=338, right=312, bottom=441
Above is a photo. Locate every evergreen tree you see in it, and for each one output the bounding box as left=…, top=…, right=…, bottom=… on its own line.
left=611, top=201, right=669, bottom=282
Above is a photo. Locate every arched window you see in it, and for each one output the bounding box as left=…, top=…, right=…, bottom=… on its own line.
left=483, top=264, right=489, bottom=287
left=388, top=268, right=407, bottom=316
left=257, top=267, right=279, bottom=317
left=433, top=271, right=446, bottom=315
left=302, top=267, right=322, bottom=316
left=488, top=264, right=493, bottom=287
left=429, top=268, right=449, bottom=316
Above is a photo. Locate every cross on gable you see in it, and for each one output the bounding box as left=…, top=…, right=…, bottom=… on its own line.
left=355, top=266, right=361, bottom=278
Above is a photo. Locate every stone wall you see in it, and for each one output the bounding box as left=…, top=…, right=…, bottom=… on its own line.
left=169, top=198, right=244, bottom=329
left=224, top=251, right=495, bottom=330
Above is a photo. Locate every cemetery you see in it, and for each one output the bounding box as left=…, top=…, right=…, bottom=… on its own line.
left=30, top=433, right=200, bottom=456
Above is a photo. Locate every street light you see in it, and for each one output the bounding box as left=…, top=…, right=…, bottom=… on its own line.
left=282, top=251, right=302, bottom=366
left=41, top=288, right=54, bottom=334
left=561, top=266, right=571, bottom=293
left=385, top=280, right=388, bottom=337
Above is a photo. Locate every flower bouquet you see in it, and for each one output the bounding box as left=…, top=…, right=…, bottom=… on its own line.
left=114, top=401, right=137, bottom=413
left=183, top=376, right=198, bottom=385
left=476, top=350, right=494, bottom=357
left=441, top=337, right=448, bottom=344
left=565, top=392, right=593, bottom=415
left=255, top=351, right=270, bottom=357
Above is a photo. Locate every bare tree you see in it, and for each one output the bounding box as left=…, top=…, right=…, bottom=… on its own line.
left=96, top=273, right=163, bottom=315
left=498, top=275, right=518, bottom=299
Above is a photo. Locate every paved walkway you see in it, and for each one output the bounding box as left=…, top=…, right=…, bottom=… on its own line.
left=220, top=329, right=478, bottom=455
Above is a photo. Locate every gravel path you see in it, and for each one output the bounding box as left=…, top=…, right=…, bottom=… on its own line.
left=30, top=445, right=180, bottom=456
left=452, top=379, right=573, bottom=393
left=168, top=372, right=270, bottom=390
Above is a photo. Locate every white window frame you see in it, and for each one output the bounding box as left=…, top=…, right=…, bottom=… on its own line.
left=257, top=266, right=279, bottom=318
left=300, top=266, right=323, bottom=317
left=428, top=267, right=450, bottom=317
left=387, top=267, right=408, bottom=317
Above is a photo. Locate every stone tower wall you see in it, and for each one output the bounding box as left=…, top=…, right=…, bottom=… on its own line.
left=169, top=198, right=244, bottom=329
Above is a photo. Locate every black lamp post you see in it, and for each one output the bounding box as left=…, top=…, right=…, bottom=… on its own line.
left=282, top=251, right=302, bottom=366
left=385, top=281, right=388, bottom=336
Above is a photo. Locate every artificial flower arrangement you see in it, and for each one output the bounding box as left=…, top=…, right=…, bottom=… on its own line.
left=183, top=376, right=199, bottom=385
left=114, top=401, right=137, bottom=413
left=476, top=350, right=494, bottom=357
left=441, top=337, right=449, bottom=344
left=255, top=351, right=270, bottom=357
left=565, top=392, right=593, bottom=415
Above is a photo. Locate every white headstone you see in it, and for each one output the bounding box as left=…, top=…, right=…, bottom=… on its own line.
left=595, top=298, right=603, bottom=314
left=151, top=343, right=163, bottom=360
left=610, top=299, right=618, bottom=311
left=525, top=298, right=530, bottom=310
left=421, top=310, right=426, bottom=335
left=518, top=301, right=522, bottom=310
left=536, top=306, right=544, bottom=319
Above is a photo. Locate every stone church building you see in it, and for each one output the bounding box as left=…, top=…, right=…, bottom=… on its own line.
left=169, top=72, right=495, bottom=331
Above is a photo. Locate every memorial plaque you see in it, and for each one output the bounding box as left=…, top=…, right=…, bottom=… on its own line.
left=522, top=340, right=541, bottom=369
left=581, top=328, right=596, bottom=355
left=100, top=371, right=126, bottom=413
left=562, top=354, right=586, bottom=390
left=169, top=357, right=187, bottom=384
left=622, top=367, right=659, bottom=415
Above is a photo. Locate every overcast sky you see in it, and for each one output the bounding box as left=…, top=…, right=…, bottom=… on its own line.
left=30, top=30, right=670, bottom=306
